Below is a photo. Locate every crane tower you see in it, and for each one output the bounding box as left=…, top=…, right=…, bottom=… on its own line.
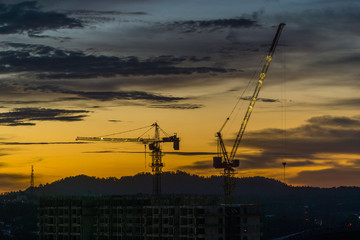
left=214, top=23, right=285, bottom=204
left=76, top=122, right=180, bottom=195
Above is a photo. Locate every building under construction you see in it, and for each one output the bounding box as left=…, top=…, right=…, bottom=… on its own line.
left=38, top=195, right=261, bottom=240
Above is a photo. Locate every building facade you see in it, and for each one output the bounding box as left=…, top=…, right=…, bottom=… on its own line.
left=38, top=196, right=261, bottom=240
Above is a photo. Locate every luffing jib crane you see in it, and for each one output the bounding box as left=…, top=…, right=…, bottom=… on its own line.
left=76, top=122, right=180, bottom=195
left=214, top=23, right=285, bottom=204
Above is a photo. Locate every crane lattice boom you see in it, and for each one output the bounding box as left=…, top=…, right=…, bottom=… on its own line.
left=214, top=23, right=285, bottom=204
left=229, top=23, right=285, bottom=161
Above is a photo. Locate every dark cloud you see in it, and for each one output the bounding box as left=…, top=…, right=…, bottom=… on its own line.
left=333, top=98, right=360, bottom=106
left=67, top=10, right=147, bottom=15
left=0, top=173, right=28, bottom=180
left=283, top=160, right=317, bottom=167
left=349, top=159, right=360, bottom=165
left=221, top=115, right=360, bottom=170
left=178, top=160, right=213, bottom=170
left=0, top=141, right=88, bottom=145
left=0, top=107, right=89, bottom=126
left=292, top=98, right=360, bottom=111
left=239, top=96, right=279, bottom=103
left=282, top=98, right=360, bottom=113
left=108, top=120, right=122, bottom=123
left=67, top=9, right=147, bottom=18
left=167, top=18, right=260, bottom=33
left=289, top=167, right=360, bottom=187
left=25, top=85, right=185, bottom=102
left=64, top=10, right=144, bottom=25
left=307, top=115, right=360, bottom=127
left=149, top=103, right=203, bottom=110
left=74, top=91, right=183, bottom=102
left=0, top=42, right=233, bottom=79
left=36, top=0, right=151, bottom=12
left=94, top=74, right=231, bottom=92
left=0, top=173, right=28, bottom=188
left=83, top=150, right=116, bottom=154
left=0, top=99, right=78, bottom=105
left=0, top=1, right=82, bottom=35
left=27, top=33, right=73, bottom=41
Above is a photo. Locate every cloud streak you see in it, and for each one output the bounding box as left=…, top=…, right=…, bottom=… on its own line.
left=66, top=10, right=147, bottom=25
left=239, top=96, right=279, bottom=103
left=0, top=107, right=89, bottom=126
left=0, top=1, right=82, bottom=35
left=0, top=141, right=89, bottom=145
left=149, top=103, right=203, bottom=110
left=166, top=18, right=260, bottom=33
left=25, top=85, right=186, bottom=102
left=0, top=173, right=29, bottom=188
left=178, top=160, right=213, bottom=170
left=0, top=42, right=233, bottom=79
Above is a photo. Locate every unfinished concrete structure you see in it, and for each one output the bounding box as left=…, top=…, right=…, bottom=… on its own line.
left=38, top=195, right=261, bottom=240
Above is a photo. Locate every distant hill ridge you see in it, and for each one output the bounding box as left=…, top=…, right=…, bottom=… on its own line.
left=28, top=171, right=360, bottom=203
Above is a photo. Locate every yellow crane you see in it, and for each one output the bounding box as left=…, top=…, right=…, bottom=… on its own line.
left=214, top=23, right=285, bottom=204
left=76, top=122, right=180, bottom=195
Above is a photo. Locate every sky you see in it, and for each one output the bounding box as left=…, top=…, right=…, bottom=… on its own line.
left=0, top=0, right=359, bottom=192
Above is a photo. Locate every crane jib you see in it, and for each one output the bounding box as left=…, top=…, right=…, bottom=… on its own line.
left=229, top=23, right=285, bottom=162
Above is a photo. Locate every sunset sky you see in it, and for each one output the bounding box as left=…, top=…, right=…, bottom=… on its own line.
left=0, top=0, right=359, bottom=192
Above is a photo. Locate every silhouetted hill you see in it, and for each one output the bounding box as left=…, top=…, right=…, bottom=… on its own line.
left=28, top=171, right=288, bottom=197
left=24, top=171, right=360, bottom=204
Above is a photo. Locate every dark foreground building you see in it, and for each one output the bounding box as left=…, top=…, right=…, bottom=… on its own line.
left=38, top=195, right=261, bottom=240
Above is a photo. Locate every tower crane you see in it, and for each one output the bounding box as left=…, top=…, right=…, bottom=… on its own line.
left=76, top=122, right=180, bottom=195
left=214, top=23, right=285, bottom=204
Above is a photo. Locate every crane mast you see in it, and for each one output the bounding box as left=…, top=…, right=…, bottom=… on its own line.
left=214, top=23, right=285, bottom=204
left=77, top=122, right=180, bottom=196
left=150, top=123, right=163, bottom=195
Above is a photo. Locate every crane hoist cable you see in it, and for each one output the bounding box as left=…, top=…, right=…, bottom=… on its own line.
left=222, top=54, right=266, bottom=132
left=138, top=125, right=156, bottom=138
left=98, top=124, right=153, bottom=138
